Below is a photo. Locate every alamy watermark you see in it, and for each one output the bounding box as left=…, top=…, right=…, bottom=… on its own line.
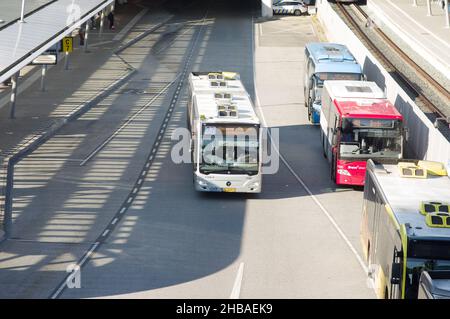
left=66, top=264, right=81, bottom=289
left=170, top=127, right=280, bottom=175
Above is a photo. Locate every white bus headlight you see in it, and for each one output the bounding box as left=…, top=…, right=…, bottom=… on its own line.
left=197, top=180, right=207, bottom=186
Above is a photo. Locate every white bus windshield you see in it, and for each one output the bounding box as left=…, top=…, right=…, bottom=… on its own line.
left=200, top=124, right=259, bottom=175
left=339, top=118, right=402, bottom=159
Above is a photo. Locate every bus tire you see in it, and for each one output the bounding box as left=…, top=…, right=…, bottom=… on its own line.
left=294, top=10, right=301, bottom=16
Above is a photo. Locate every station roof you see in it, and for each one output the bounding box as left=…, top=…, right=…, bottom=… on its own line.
left=0, top=0, right=114, bottom=83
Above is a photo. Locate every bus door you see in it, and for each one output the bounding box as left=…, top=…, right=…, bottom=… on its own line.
left=330, top=114, right=339, bottom=163
left=304, top=57, right=314, bottom=109
left=369, top=193, right=383, bottom=295
left=389, top=246, right=403, bottom=299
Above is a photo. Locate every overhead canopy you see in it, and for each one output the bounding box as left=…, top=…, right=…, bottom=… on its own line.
left=0, top=0, right=114, bottom=83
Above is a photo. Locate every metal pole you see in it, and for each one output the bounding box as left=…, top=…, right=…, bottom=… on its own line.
left=427, top=0, right=432, bottom=16
left=413, top=0, right=417, bottom=7
left=40, top=64, right=47, bottom=92
left=9, top=72, right=19, bottom=119
left=100, top=9, right=105, bottom=31
left=3, top=160, right=14, bottom=239
left=84, top=22, right=90, bottom=52
left=445, top=0, right=449, bottom=28
left=19, top=0, right=26, bottom=23
left=64, top=51, right=70, bottom=70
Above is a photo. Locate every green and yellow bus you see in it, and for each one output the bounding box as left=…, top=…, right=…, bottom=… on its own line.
left=361, top=159, right=450, bottom=299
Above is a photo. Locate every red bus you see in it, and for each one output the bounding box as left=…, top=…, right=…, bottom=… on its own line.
left=320, top=80, right=405, bottom=186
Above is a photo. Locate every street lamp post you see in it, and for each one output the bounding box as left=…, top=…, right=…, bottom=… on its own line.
left=19, top=0, right=26, bottom=23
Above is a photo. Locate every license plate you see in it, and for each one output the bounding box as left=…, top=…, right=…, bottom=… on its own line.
left=223, top=188, right=236, bottom=193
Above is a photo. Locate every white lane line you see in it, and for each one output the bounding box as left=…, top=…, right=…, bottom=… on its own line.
left=113, top=8, right=149, bottom=42
left=230, top=262, right=245, bottom=299
left=102, top=229, right=110, bottom=237
left=120, top=207, right=126, bottom=214
left=111, top=218, right=119, bottom=225
left=251, top=16, right=368, bottom=275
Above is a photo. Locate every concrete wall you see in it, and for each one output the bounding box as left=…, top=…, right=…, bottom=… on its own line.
left=316, top=0, right=450, bottom=169
left=262, top=0, right=273, bottom=18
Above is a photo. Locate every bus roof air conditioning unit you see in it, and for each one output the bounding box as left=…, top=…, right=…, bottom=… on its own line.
left=210, top=81, right=227, bottom=88
left=214, top=92, right=232, bottom=101
left=217, top=102, right=238, bottom=118
left=208, top=72, right=224, bottom=80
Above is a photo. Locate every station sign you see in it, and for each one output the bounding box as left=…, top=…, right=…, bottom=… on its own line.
left=62, top=37, right=73, bottom=53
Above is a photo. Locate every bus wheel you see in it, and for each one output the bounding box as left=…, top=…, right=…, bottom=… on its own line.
left=294, top=10, right=301, bottom=16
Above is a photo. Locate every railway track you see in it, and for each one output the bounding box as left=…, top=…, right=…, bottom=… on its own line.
left=334, top=2, right=450, bottom=127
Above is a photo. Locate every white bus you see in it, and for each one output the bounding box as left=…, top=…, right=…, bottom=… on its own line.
left=187, top=72, right=262, bottom=193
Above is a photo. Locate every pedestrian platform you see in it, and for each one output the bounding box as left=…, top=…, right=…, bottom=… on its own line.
left=366, top=0, right=450, bottom=80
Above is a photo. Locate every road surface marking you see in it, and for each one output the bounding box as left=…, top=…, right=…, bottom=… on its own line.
left=230, top=262, right=245, bottom=299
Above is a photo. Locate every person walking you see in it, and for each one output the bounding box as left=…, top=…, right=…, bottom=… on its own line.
left=78, top=24, right=85, bottom=45
left=107, top=11, right=115, bottom=30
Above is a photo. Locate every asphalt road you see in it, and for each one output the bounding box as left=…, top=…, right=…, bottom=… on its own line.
left=0, top=0, right=375, bottom=298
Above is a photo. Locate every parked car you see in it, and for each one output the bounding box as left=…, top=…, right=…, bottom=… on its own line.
left=273, top=1, right=308, bottom=16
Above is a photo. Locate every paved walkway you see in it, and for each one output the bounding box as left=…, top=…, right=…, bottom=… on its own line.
left=0, top=0, right=171, bottom=237
left=367, top=0, right=450, bottom=79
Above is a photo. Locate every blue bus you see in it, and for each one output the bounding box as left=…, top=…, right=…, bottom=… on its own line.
left=303, top=42, right=365, bottom=124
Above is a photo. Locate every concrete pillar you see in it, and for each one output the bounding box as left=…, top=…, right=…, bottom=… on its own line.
left=412, top=0, right=417, bottom=7
left=427, top=0, right=432, bottom=16
left=262, top=0, right=273, bottom=18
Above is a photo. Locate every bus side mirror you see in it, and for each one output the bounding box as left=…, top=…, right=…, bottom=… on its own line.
left=391, top=262, right=402, bottom=285
left=331, top=129, right=339, bottom=146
